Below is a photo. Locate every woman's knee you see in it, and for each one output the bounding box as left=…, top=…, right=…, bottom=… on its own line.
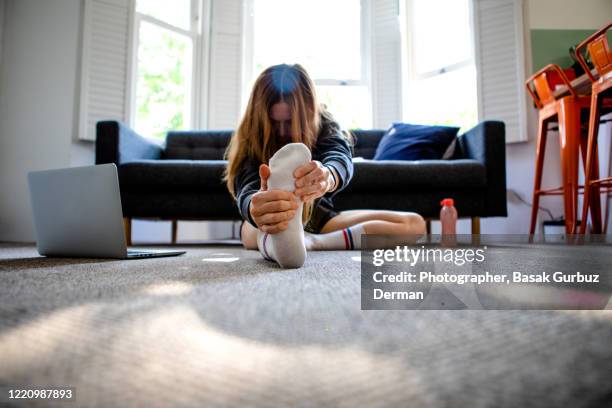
left=401, top=213, right=426, bottom=235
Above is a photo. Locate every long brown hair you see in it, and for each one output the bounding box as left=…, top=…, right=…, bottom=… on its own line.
left=224, top=64, right=321, bottom=224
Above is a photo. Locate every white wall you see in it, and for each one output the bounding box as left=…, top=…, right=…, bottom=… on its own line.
left=0, top=0, right=91, bottom=242
left=0, top=0, right=232, bottom=243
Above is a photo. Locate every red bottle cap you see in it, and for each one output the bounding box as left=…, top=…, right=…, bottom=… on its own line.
left=440, top=198, right=454, bottom=207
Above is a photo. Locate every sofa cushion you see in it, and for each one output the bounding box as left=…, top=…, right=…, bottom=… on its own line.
left=121, top=191, right=239, bottom=218
left=373, top=123, right=459, bottom=161
left=119, top=160, right=228, bottom=190
left=346, top=159, right=486, bottom=191
left=164, top=131, right=233, bottom=160
left=351, top=130, right=385, bottom=159
left=120, top=158, right=486, bottom=192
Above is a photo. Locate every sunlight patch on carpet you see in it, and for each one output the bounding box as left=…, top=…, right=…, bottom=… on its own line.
left=144, top=281, right=193, bottom=296
left=202, top=257, right=240, bottom=263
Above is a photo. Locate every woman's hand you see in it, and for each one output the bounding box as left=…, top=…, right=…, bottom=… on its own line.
left=293, top=160, right=336, bottom=202
left=249, top=164, right=299, bottom=234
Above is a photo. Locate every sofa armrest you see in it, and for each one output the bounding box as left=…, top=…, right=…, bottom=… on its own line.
left=456, top=121, right=507, bottom=217
left=95, top=121, right=162, bottom=165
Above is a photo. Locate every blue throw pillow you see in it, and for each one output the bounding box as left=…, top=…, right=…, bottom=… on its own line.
left=373, top=123, right=459, bottom=161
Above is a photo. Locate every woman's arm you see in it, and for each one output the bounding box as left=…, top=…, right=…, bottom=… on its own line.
left=234, top=158, right=261, bottom=228
left=293, top=118, right=354, bottom=202
left=311, top=118, right=354, bottom=197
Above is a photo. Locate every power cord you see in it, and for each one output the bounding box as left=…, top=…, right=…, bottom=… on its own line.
left=508, top=189, right=558, bottom=221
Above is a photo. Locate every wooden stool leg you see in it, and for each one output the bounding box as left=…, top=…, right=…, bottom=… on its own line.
left=580, top=91, right=603, bottom=234
left=579, top=124, right=591, bottom=234
left=604, top=190, right=611, bottom=234
left=530, top=117, right=548, bottom=235
left=579, top=130, right=602, bottom=233
left=171, top=220, right=178, bottom=244
left=123, top=217, right=132, bottom=246
left=471, top=217, right=480, bottom=235
left=558, top=99, right=581, bottom=234
left=590, top=147, right=603, bottom=231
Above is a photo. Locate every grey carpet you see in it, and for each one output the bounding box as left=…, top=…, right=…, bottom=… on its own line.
left=1, top=243, right=612, bottom=407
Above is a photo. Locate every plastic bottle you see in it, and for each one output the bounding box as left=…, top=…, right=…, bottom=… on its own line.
left=440, top=198, right=457, bottom=245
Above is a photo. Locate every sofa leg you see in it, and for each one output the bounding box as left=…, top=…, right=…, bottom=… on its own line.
left=171, top=220, right=178, bottom=244
left=471, top=217, right=481, bottom=235
left=123, top=217, right=132, bottom=246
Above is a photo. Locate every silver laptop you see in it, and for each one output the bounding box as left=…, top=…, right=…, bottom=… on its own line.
left=27, top=164, right=185, bottom=259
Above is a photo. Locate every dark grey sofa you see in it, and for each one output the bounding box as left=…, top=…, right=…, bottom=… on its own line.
left=95, top=121, right=507, bottom=237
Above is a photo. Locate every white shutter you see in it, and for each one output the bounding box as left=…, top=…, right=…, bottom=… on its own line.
left=207, top=0, right=244, bottom=129
left=371, top=0, right=402, bottom=129
left=472, top=0, right=527, bottom=143
left=78, top=0, right=133, bottom=141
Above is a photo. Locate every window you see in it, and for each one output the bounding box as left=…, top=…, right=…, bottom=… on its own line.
left=247, top=0, right=372, bottom=129
left=403, top=0, right=477, bottom=132
left=132, top=0, right=199, bottom=139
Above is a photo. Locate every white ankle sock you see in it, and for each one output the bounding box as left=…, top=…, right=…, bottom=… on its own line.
left=305, top=224, right=365, bottom=250
left=257, top=143, right=311, bottom=268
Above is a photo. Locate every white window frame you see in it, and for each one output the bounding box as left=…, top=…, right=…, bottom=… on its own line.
left=400, top=0, right=481, bottom=120
left=242, top=0, right=373, bottom=119
left=405, top=0, right=476, bottom=83
left=128, top=0, right=203, bottom=134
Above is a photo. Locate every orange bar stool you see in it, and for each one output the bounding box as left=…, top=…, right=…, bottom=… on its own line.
left=526, top=64, right=599, bottom=234
left=578, top=22, right=612, bottom=234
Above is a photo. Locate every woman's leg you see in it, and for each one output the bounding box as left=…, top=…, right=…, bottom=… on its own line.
left=320, top=209, right=426, bottom=235
left=306, top=210, right=426, bottom=250
left=241, top=221, right=259, bottom=250
left=245, top=210, right=426, bottom=250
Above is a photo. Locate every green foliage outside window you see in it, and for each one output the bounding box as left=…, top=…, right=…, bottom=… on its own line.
left=136, top=23, right=191, bottom=140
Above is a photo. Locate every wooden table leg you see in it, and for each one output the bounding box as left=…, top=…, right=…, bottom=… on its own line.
left=471, top=217, right=481, bottom=235
left=171, top=220, right=178, bottom=244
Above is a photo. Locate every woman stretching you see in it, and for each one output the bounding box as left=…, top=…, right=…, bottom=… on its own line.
left=224, top=64, right=426, bottom=268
